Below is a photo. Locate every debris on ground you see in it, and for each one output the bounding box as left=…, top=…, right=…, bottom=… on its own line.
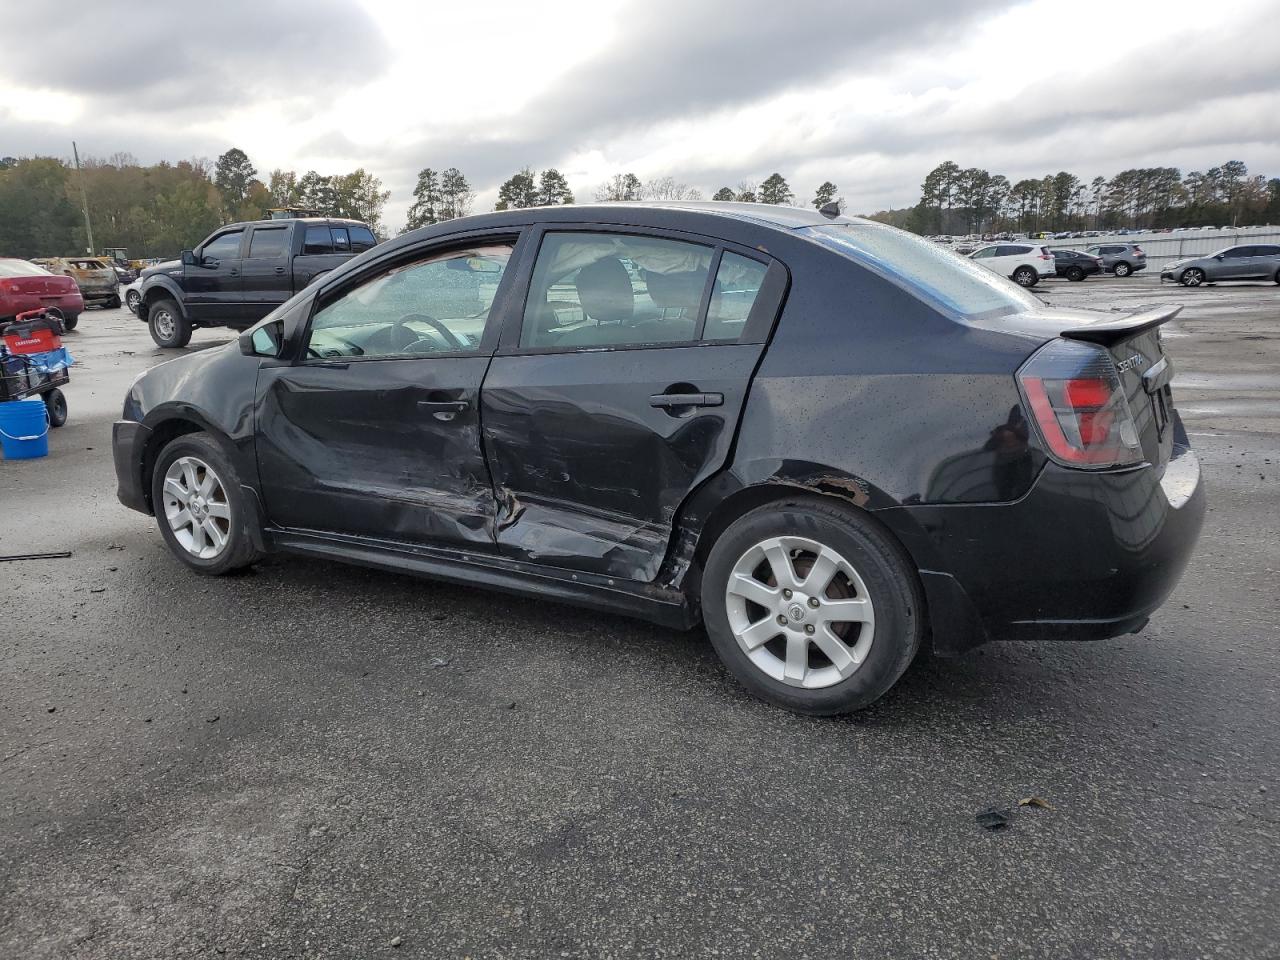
left=0, top=551, right=72, bottom=563
left=1019, top=796, right=1054, bottom=811
left=975, top=806, right=1013, bottom=830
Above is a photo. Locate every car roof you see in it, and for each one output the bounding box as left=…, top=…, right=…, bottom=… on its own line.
left=220, top=216, right=371, bottom=229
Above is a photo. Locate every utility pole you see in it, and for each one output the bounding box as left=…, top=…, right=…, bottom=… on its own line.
left=72, top=141, right=94, bottom=254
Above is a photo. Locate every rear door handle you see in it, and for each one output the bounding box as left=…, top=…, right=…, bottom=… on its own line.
left=274, top=266, right=286, bottom=275
left=417, top=399, right=469, bottom=413
left=649, top=392, right=723, bottom=409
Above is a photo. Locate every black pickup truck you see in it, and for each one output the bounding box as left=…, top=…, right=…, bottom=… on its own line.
left=135, top=217, right=377, bottom=347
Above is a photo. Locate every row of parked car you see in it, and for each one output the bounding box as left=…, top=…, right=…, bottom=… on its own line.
left=965, top=242, right=1146, bottom=287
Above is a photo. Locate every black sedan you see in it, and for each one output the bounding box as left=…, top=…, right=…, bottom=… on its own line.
left=1050, top=247, right=1104, bottom=281
left=112, top=203, right=1205, bottom=715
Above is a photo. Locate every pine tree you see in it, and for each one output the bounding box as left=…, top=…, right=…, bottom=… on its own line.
left=495, top=168, right=539, bottom=210
left=538, top=168, right=574, bottom=206
left=405, top=167, right=442, bottom=230
left=213, top=148, right=257, bottom=216
left=812, top=181, right=840, bottom=209
left=758, top=173, right=793, bottom=205
left=712, top=187, right=736, bottom=201
left=438, top=168, right=473, bottom=221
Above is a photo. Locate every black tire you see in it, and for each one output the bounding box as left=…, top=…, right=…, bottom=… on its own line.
left=700, top=498, right=925, bottom=716
left=125, top=289, right=141, bottom=311
left=1182, top=268, right=1205, bottom=287
left=1066, top=266, right=1085, bottom=281
left=1113, top=261, right=1132, bottom=277
left=43, top=388, right=67, bottom=428
left=1012, top=266, right=1038, bottom=287
left=150, top=431, right=263, bottom=575
left=61, top=313, right=78, bottom=331
left=108, top=294, right=121, bottom=309
left=148, top=298, right=191, bottom=348
left=1273, top=269, right=1280, bottom=286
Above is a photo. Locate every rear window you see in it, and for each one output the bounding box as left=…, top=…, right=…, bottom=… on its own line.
left=0, top=259, right=52, bottom=277
left=800, top=222, right=1040, bottom=319
left=303, top=226, right=334, bottom=255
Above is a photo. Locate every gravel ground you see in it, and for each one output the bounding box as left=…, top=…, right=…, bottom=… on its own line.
left=1, top=275, right=1277, bottom=959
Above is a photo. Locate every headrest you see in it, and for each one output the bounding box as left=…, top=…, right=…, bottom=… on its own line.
left=575, top=257, right=633, bottom=323
left=644, top=270, right=706, bottom=315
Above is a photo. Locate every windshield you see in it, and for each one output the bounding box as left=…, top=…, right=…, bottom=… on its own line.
left=799, top=222, right=1041, bottom=319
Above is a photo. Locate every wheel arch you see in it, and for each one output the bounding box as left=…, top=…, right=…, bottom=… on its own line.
left=139, top=280, right=187, bottom=321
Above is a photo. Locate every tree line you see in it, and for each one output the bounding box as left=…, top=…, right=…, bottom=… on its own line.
left=906, top=159, right=1280, bottom=235
left=0, top=147, right=391, bottom=259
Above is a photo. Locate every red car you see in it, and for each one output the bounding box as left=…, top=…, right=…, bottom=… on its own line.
left=0, top=258, right=85, bottom=329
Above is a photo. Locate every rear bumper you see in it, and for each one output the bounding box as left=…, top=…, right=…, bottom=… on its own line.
left=883, top=434, right=1205, bottom=653
left=113, top=419, right=152, bottom=514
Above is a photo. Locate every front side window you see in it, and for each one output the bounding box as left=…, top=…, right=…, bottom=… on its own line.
left=971, top=246, right=996, bottom=259
left=203, top=231, right=243, bottom=261
left=350, top=226, right=377, bottom=252
left=248, top=227, right=289, bottom=258
left=305, top=244, right=513, bottom=360
left=801, top=222, right=1040, bottom=320
left=520, top=232, right=713, bottom=349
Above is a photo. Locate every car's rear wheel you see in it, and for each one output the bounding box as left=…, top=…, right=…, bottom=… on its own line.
left=1012, top=266, right=1038, bottom=287
left=1066, top=266, right=1085, bottom=281
left=148, top=298, right=191, bottom=348
left=108, top=294, right=121, bottom=309
left=59, top=313, right=77, bottom=331
left=701, top=498, right=924, bottom=715
left=1114, top=261, right=1132, bottom=277
left=151, top=432, right=262, bottom=575
left=1182, top=268, right=1205, bottom=287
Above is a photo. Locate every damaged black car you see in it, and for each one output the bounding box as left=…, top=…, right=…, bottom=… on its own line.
left=112, top=203, right=1205, bottom=714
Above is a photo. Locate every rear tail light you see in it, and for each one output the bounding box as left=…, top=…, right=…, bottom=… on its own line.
left=0, top=279, right=12, bottom=293
left=1018, top=339, right=1143, bottom=468
left=1133, top=246, right=1144, bottom=254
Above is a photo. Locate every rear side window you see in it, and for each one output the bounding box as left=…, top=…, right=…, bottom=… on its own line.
left=331, top=227, right=351, bottom=252
left=801, top=223, right=1040, bottom=320
left=303, top=227, right=334, bottom=255
left=1256, top=246, right=1280, bottom=257
left=248, top=227, right=289, bottom=258
left=350, top=226, right=377, bottom=252
left=520, top=232, right=714, bottom=350
left=705, top=253, right=768, bottom=341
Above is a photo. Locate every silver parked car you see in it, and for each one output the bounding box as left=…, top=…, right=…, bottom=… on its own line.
left=1160, top=244, right=1280, bottom=287
left=1085, top=243, right=1147, bottom=276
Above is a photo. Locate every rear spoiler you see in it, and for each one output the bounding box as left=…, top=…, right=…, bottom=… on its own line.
left=1059, top=305, right=1182, bottom=346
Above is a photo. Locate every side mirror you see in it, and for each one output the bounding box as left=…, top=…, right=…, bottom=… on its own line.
left=1214, top=254, right=1225, bottom=260
left=180, top=249, right=197, bottom=266
left=240, top=320, right=283, bottom=358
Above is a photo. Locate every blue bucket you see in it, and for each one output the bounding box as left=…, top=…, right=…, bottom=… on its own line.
left=0, top=397, right=50, bottom=460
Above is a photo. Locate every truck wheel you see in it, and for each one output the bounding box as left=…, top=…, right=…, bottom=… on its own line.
left=149, top=299, right=191, bottom=348
left=43, top=388, right=68, bottom=428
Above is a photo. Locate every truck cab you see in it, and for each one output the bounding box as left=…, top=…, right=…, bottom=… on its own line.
left=136, top=217, right=377, bottom=347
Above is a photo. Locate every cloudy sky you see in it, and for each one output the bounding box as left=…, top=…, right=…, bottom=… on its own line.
left=3, top=0, right=1279, bottom=228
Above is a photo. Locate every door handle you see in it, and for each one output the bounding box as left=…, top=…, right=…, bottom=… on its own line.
left=649, top=392, right=723, bottom=409
left=417, top=399, right=469, bottom=413
left=230, top=268, right=239, bottom=277
left=274, top=266, right=286, bottom=275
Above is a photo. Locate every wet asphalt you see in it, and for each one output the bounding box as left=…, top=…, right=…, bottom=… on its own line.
left=1, top=276, right=1277, bottom=959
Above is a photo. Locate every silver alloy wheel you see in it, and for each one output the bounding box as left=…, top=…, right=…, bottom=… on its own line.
left=1114, top=262, right=1131, bottom=276
left=1183, top=269, right=1204, bottom=287
left=153, top=308, right=176, bottom=341
left=126, top=290, right=140, bottom=309
left=162, top=456, right=231, bottom=560
left=724, top=535, right=876, bottom=689
left=1014, top=268, right=1036, bottom=287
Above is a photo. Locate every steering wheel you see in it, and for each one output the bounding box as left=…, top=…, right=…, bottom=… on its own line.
left=397, top=313, right=464, bottom=351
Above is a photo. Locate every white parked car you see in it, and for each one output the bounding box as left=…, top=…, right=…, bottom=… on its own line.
left=122, top=279, right=142, bottom=314
left=968, top=242, right=1055, bottom=287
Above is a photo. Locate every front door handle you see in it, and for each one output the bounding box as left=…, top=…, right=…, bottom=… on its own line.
left=229, top=268, right=239, bottom=277
left=274, top=266, right=286, bottom=275
left=649, top=392, right=723, bottom=409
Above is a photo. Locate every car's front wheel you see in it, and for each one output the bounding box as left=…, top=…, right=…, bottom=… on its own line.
left=1012, top=266, right=1038, bottom=287
left=151, top=432, right=262, bottom=575
left=1114, top=261, right=1132, bottom=277
left=125, top=288, right=141, bottom=311
left=1182, top=268, right=1205, bottom=287
left=701, top=498, right=924, bottom=715
left=148, top=298, right=192, bottom=348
